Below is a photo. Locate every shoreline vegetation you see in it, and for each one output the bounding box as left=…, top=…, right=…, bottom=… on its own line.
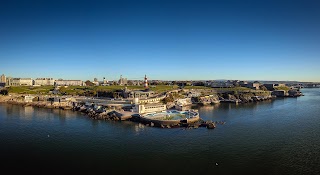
left=0, top=85, right=304, bottom=129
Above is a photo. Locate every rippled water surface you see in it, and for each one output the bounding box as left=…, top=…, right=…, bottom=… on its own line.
left=1, top=88, right=320, bottom=175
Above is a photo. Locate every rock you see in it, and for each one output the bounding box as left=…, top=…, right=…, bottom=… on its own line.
left=206, top=122, right=216, bottom=129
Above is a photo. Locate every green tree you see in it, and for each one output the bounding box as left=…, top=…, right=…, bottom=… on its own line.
left=0, top=89, right=8, bottom=95
left=85, top=80, right=94, bottom=86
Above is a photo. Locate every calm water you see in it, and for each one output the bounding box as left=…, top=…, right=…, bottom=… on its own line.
left=1, top=88, right=320, bottom=175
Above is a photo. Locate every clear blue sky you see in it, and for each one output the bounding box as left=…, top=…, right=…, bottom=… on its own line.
left=1, top=0, right=319, bottom=82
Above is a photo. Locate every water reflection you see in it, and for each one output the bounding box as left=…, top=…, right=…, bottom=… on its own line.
left=134, top=123, right=146, bottom=135
left=18, top=106, right=34, bottom=120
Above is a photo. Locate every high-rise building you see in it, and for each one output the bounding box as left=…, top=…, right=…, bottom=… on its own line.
left=0, top=74, right=6, bottom=83
left=118, top=75, right=127, bottom=86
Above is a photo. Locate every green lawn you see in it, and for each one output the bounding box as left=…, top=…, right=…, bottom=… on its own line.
left=183, top=86, right=211, bottom=90
left=274, top=86, right=291, bottom=91
left=7, top=84, right=180, bottom=95
left=8, top=86, right=54, bottom=94
left=65, top=85, right=179, bottom=93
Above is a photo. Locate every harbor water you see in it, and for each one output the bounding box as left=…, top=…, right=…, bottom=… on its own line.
left=1, top=88, right=320, bottom=175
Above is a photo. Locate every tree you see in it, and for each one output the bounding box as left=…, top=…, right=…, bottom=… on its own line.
left=0, top=89, right=8, bottom=95
left=85, top=80, right=94, bottom=86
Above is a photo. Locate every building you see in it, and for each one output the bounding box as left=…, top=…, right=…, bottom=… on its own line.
left=131, top=95, right=165, bottom=104
left=23, top=95, right=35, bottom=102
left=103, top=77, right=108, bottom=84
left=93, top=78, right=100, bottom=86
left=264, top=83, right=286, bottom=91
left=239, top=81, right=248, bottom=87
left=128, top=90, right=156, bottom=99
left=34, top=78, right=55, bottom=86
left=272, top=90, right=287, bottom=97
left=6, top=77, right=12, bottom=86
left=186, top=91, right=201, bottom=97
left=118, top=75, right=127, bottom=86
left=132, top=103, right=166, bottom=114
left=55, top=80, right=83, bottom=86
left=247, top=82, right=260, bottom=90
left=47, top=96, right=76, bottom=107
left=10, top=78, right=33, bottom=86
left=0, top=74, right=6, bottom=83
left=175, top=98, right=192, bottom=111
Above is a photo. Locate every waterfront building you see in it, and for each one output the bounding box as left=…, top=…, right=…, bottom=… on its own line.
left=131, top=95, right=165, bottom=104
left=0, top=74, right=6, bottom=83
left=272, top=90, right=287, bottom=97
left=175, top=98, right=192, bottom=111
left=47, top=96, right=76, bottom=107
left=34, top=78, right=55, bottom=86
left=55, top=80, right=83, bottom=86
left=132, top=103, right=167, bottom=114
left=10, top=78, right=33, bottom=86
left=23, top=95, right=35, bottom=102
left=264, top=83, right=286, bottom=91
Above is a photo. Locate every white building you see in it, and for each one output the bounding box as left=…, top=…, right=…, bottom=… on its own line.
left=133, top=103, right=166, bottom=114
left=55, top=80, right=83, bottom=86
left=34, top=78, right=55, bottom=86
left=11, top=78, right=33, bottom=86
left=118, top=75, right=127, bottom=86
left=24, top=95, right=35, bottom=102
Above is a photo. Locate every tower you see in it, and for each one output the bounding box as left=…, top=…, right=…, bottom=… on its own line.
left=144, top=74, right=148, bottom=89
left=103, top=77, right=106, bottom=84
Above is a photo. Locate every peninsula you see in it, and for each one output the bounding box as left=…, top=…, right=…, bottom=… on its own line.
left=1, top=74, right=309, bottom=129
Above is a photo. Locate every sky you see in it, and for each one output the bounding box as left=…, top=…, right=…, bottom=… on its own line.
left=1, top=0, right=320, bottom=82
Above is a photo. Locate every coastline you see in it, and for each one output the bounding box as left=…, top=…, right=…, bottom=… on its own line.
left=0, top=89, right=304, bottom=129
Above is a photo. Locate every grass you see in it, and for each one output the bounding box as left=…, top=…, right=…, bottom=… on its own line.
left=8, top=86, right=54, bottom=94
left=183, top=86, right=211, bottom=89
left=148, top=85, right=179, bottom=93
left=274, top=86, right=291, bottom=91
left=7, top=85, right=180, bottom=95
left=212, top=87, right=253, bottom=91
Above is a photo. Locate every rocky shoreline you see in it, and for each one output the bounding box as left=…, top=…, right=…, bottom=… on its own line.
left=1, top=96, right=221, bottom=129
left=0, top=89, right=303, bottom=129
